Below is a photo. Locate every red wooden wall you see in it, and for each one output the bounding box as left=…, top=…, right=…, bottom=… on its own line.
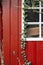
left=0, top=6, right=2, bottom=42
left=2, top=0, right=43, bottom=65
left=11, top=0, right=19, bottom=65
left=3, top=0, right=11, bottom=65
left=0, top=5, right=2, bottom=65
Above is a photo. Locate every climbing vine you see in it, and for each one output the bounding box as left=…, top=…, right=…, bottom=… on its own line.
left=21, top=0, right=32, bottom=65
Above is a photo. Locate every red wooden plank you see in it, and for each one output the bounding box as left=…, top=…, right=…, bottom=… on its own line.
left=0, top=7, right=2, bottom=41
left=11, top=0, right=19, bottom=65
left=26, top=41, right=37, bottom=65
left=0, top=7, right=2, bottom=65
left=3, top=0, right=11, bottom=65
left=36, top=41, right=43, bottom=65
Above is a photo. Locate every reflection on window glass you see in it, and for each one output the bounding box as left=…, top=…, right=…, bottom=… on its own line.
left=25, top=9, right=39, bottom=22
left=41, top=9, right=43, bottom=22
left=26, top=25, right=39, bottom=37
left=28, top=1, right=39, bottom=7
left=41, top=24, right=43, bottom=37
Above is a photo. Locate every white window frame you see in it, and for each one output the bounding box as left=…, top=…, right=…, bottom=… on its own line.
left=22, top=0, right=43, bottom=41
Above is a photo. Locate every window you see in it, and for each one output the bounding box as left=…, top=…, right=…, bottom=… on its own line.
left=22, top=0, right=43, bottom=41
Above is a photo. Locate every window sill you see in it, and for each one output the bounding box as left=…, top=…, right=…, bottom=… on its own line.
left=24, top=38, right=43, bottom=41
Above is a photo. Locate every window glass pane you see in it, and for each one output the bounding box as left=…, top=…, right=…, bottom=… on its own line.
left=26, top=25, right=39, bottom=37
left=28, top=1, right=39, bottom=7
left=41, top=2, right=43, bottom=7
left=41, top=9, right=43, bottom=22
left=41, top=24, right=43, bottom=37
left=25, top=9, right=39, bottom=22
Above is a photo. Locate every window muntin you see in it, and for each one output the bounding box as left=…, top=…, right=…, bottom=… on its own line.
left=22, top=0, right=43, bottom=41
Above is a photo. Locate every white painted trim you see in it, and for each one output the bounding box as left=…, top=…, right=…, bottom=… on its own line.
left=24, top=38, right=43, bottom=41
left=41, top=22, right=43, bottom=24
left=24, top=22, right=39, bottom=25
left=28, top=7, right=40, bottom=9
left=28, top=7, right=43, bottom=9
left=41, top=7, right=43, bottom=9
left=22, top=0, right=24, bottom=39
